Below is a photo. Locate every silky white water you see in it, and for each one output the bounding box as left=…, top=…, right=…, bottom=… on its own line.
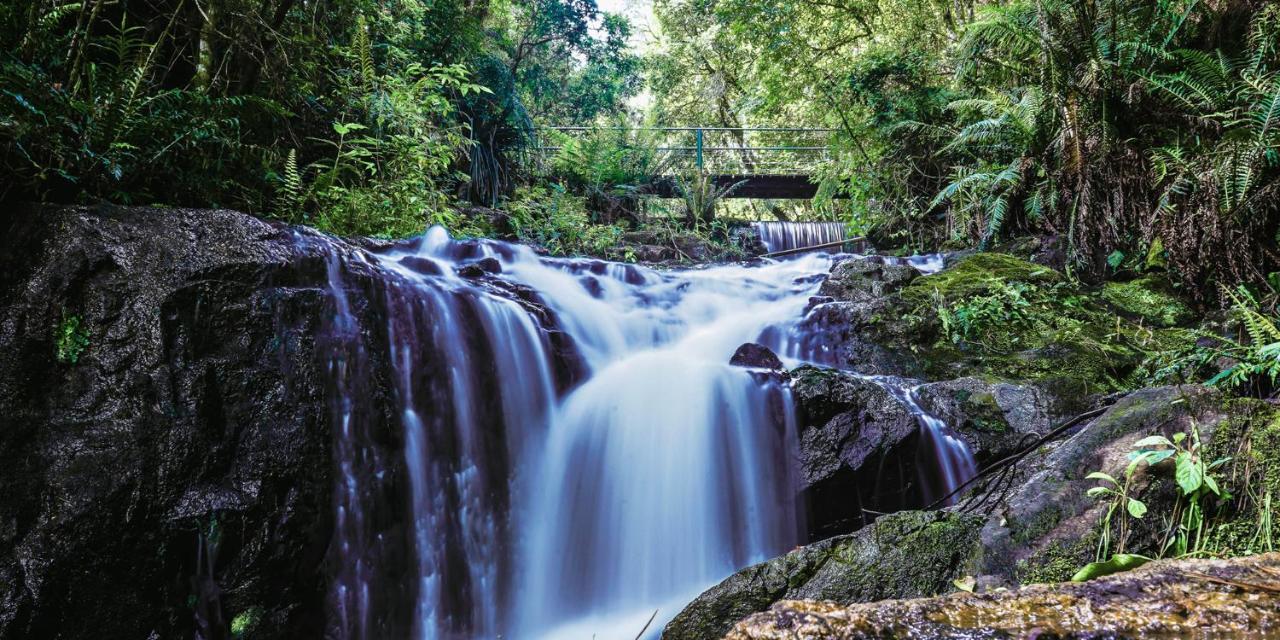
left=318, top=225, right=973, bottom=639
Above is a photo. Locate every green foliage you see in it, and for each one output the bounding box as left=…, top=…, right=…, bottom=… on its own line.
left=1, top=0, right=641, bottom=238
left=651, top=0, right=1280, bottom=297
left=230, top=606, right=264, bottom=639
left=1083, top=424, right=1233, bottom=577
left=54, top=311, right=89, bottom=364
left=1147, top=287, right=1280, bottom=391
left=502, top=185, right=623, bottom=257
left=1101, top=277, right=1193, bottom=328
left=674, top=171, right=745, bottom=228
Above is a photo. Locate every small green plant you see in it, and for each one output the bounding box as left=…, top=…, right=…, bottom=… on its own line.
left=504, top=185, right=624, bottom=257
left=230, top=606, right=264, bottom=639
left=1080, top=423, right=1232, bottom=580
left=935, top=281, right=1033, bottom=348
left=1145, top=287, right=1280, bottom=391
left=55, top=312, right=90, bottom=364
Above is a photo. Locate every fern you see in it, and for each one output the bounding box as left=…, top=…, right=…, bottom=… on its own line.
left=277, top=149, right=303, bottom=219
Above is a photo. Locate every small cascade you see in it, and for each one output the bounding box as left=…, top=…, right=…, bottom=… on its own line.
left=755, top=221, right=848, bottom=253
left=879, top=382, right=979, bottom=506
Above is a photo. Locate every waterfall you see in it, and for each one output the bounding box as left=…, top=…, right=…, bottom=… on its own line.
left=755, top=221, right=848, bottom=253
left=307, top=227, right=975, bottom=639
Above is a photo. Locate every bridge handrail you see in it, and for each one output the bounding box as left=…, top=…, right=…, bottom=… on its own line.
left=527, top=125, right=836, bottom=173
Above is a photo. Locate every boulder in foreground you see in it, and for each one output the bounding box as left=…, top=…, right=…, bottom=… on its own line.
left=727, top=552, right=1280, bottom=639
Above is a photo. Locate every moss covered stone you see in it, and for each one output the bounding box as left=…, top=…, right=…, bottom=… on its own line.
left=1102, top=276, right=1193, bottom=328
left=664, top=511, right=985, bottom=640
left=1014, top=536, right=1097, bottom=584
left=902, top=252, right=1062, bottom=304
left=893, top=253, right=1161, bottom=393
left=1203, top=399, right=1280, bottom=556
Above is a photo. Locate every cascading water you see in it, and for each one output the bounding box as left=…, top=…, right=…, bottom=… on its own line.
left=755, top=220, right=848, bottom=253
left=309, top=226, right=975, bottom=639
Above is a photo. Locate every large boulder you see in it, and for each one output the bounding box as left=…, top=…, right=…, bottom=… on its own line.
left=0, top=206, right=583, bottom=640
left=914, top=377, right=1065, bottom=465
left=785, top=299, right=921, bottom=377
left=983, top=385, right=1227, bottom=584
left=669, top=384, right=1239, bottom=637
left=727, top=552, right=1280, bottom=639
left=663, top=511, right=985, bottom=640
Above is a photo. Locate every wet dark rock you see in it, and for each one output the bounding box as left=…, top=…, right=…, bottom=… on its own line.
left=0, top=206, right=334, bottom=640
left=663, top=511, right=985, bottom=640
left=397, top=255, right=442, bottom=276
left=817, top=258, right=917, bottom=303
left=914, top=377, right=1063, bottom=464
left=727, top=553, right=1280, bottom=639
left=789, top=366, right=929, bottom=538
left=456, top=256, right=502, bottom=278
left=0, top=206, right=583, bottom=640
left=730, top=343, right=785, bottom=371
left=787, top=299, right=919, bottom=377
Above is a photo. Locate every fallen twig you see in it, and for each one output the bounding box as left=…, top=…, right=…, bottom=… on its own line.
left=925, top=404, right=1114, bottom=511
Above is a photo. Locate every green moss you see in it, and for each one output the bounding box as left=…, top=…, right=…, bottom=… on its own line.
left=1102, top=277, right=1193, bottom=328
left=903, top=253, right=1061, bottom=304
left=231, top=606, right=265, bottom=639
left=892, top=253, right=1165, bottom=393
left=958, top=390, right=1009, bottom=433
left=54, top=311, right=90, bottom=364
left=1203, top=400, right=1280, bottom=556
left=833, top=511, right=986, bottom=596
left=1016, top=536, right=1097, bottom=584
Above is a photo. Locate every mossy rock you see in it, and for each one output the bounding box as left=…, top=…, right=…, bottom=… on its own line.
left=1102, top=276, right=1193, bottom=328
left=894, top=253, right=1164, bottom=393
left=1014, top=536, right=1097, bottom=585
left=902, top=252, right=1061, bottom=305
left=664, top=511, right=985, bottom=640
left=1203, top=399, right=1280, bottom=556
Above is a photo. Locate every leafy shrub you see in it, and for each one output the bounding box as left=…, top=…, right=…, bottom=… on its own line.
left=503, top=185, right=623, bottom=257
left=55, top=312, right=89, bottom=364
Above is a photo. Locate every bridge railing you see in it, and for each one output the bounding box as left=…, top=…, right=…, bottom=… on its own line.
left=528, top=127, right=836, bottom=176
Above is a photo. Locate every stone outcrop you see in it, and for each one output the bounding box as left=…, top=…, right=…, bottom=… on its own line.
left=727, top=552, right=1280, bottom=639
left=664, top=511, right=985, bottom=640
left=0, top=206, right=580, bottom=640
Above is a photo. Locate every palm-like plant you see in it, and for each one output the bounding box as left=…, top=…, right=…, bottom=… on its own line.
left=675, top=170, right=745, bottom=228
left=932, top=88, right=1052, bottom=247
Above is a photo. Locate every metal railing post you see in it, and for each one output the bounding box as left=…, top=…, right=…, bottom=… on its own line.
left=695, top=128, right=704, bottom=171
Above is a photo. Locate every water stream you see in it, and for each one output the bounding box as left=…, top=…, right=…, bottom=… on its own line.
left=308, top=226, right=975, bottom=639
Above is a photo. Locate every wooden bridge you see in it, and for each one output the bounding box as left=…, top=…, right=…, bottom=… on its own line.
left=530, top=127, right=838, bottom=199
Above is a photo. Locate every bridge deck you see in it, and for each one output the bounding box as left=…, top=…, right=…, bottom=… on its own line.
left=645, top=175, right=837, bottom=199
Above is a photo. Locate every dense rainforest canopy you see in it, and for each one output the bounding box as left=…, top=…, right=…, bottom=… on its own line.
left=3, top=0, right=1280, bottom=300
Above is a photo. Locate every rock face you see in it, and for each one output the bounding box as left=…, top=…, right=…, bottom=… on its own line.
left=0, top=206, right=581, bottom=640
left=817, top=258, right=917, bottom=303
left=0, top=207, right=340, bottom=639
left=789, top=366, right=924, bottom=537
left=914, top=377, right=1063, bottom=465
left=730, top=343, right=785, bottom=371
left=727, top=553, right=1280, bottom=639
